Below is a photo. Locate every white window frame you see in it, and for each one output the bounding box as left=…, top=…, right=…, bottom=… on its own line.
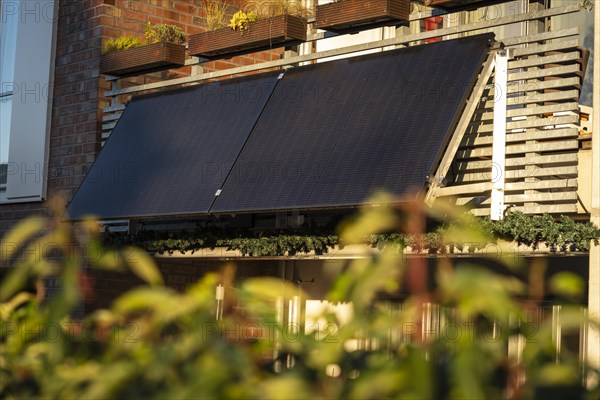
left=0, top=0, right=58, bottom=204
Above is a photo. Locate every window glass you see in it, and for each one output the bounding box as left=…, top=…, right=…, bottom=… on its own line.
left=1, top=96, right=11, bottom=166
left=1, top=0, right=19, bottom=184
left=0, top=96, right=9, bottom=185
left=0, top=0, right=19, bottom=88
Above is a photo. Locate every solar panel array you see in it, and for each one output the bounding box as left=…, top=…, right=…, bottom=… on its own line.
left=68, top=34, right=492, bottom=220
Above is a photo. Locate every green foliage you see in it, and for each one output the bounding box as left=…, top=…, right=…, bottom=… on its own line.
left=104, top=229, right=337, bottom=257
left=102, top=22, right=185, bottom=54
left=481, top=212, right=600, bottom=251
left=102, top=211, right=600, bottom=256
left=549, top=272, right=585, bottom=301
left=229, top=10, right=258, bottom=31
left=1, top=198, right=599, bottom=399
left=225, top=234, right=337, bottom=256
left=144, top=22, right=186, bottom=44
left=102, top=36, right=143, bottom=54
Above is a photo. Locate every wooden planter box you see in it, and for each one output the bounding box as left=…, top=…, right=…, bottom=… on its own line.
left=188, top=15, right=307, bottom=60
left=100, top=42, right=186, bottom=77
left=416, top=0, right=514, bottom=12
left=315, top=0, right=410, bottom=33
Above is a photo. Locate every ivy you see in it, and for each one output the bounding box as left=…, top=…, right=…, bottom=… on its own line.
left=480, top=212, right=600, bottom=252
left=103, top=229, right=338, bottom=257
left=217, top=235, right=338, bottom=257
left=102, top=212, right=600, bottom=256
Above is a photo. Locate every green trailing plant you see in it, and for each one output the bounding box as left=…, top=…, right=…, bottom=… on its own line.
left=480, top=212, right=600, bottom=252
left=1, top=197, right=599, bottom=399
left=103, top=228, right=338, bottom=257
left=102, top=36, right=143, bottom=54
left=102, top=211, right=600, bottom=256
left=223, top=234, right=337, bottom=256
left=144, top=22, right=186, bottom=44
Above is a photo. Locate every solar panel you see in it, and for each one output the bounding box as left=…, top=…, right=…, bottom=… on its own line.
left=67, top=72, right=280, bottom=220
left=210, top=57, right=378, bottom=213
left=211, top=34, right=492, bottom=213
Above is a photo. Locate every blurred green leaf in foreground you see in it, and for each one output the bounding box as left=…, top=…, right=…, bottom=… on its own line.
left=0, top=196, right=598, bottom=399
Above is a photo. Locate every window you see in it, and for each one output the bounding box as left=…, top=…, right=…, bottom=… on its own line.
left=0, top=99, right=12, bottom=185
left=0, top=0, right=58, bottom=203
left=1, top=0, right=18, bottom=186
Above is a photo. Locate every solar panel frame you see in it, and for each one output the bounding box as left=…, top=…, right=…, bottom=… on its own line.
left=67, top=71, right=281, bottom=220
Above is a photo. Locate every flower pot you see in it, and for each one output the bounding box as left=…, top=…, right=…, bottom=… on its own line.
left=188, top=15, right=307, bottom=60
left=100, top=42, right=186, bottom=77
left=415, top=0, right=514, bottom=12
left=315, top=0, right=410, bottom=33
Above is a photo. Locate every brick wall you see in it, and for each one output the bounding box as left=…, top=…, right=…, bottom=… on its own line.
left=50, top=0, right=105, bottom=202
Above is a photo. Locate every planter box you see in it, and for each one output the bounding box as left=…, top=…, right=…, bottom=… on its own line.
left=100, top=42, right=186, bottom=77
left=416, top=0, right=514, bottom=12
left=188, top=15, right=307, bottom=60
left=315, top=0, right=410, bottom=33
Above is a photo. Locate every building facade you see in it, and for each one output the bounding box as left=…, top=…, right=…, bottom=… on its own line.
left=0, top=0, right=598, bottom=373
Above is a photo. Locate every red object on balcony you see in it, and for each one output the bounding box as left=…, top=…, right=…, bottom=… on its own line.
left=425, top=16, right=443, bottom=43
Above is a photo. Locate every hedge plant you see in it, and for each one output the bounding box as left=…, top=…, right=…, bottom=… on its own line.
left=1, top=198, right=599, bottom=399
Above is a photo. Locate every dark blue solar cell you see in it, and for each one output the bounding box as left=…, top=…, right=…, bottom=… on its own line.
left=67, top=72, right=280, bottom=220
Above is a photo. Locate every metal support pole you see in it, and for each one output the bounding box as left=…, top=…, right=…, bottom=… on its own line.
left=490, top=49, right=510, bottom=220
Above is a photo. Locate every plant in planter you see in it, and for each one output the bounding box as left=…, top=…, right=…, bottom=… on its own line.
left=245, top=0, right=309, bottom=21
left=189, top=0, right=309, bottom=60
left=100, top=22, right=187, bottom=77
left=144, top=22, right=186, bottom=44
left=315, top=0, right=411, bottom=33
left=201, top=0, right=235, bottom=31
left=102, top=36, right=144, bottom=54
left=228, top=10, right=258, bottom=31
